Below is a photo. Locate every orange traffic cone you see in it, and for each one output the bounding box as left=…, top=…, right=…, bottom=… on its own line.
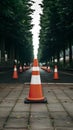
left=23, top=65, right=25, bottom=71
left=47, top=66, right=51, bottom=72
left=19, top=65, right=23, bottom=72
left=53, top=65, right=59, bottom=80
left=24, top=59, right=47, bottom=103
left=12, top=65, right=18, bottom=79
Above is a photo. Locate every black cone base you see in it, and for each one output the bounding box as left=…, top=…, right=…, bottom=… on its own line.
left=24, top=97, right=47, bottom=104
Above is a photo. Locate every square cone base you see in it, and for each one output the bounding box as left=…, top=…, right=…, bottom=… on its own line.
left=24, top=97, right=47, bottom=104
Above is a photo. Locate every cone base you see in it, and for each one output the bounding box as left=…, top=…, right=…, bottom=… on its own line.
left=12, top=77, right=18, bottom=79
left=13, top=77, right=18, bottom=79
left=12, top=76, right=18, bottom=79
left=53, top=78, right=59, bottom=80
left=24, top=97, right=47, bottom=104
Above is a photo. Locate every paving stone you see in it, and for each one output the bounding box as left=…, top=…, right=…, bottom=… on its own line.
left=53, top=89, right=70, bottom=102
left=0, top=118, right=6, bottom=128
left=31, top=112, right=49, bottom=118
left=50, top=111, right=68, bottom=120
left=17, top=99, right=24, bottom=103
left=0, top=102, right=13, bottom=107
left=13, top=103, right=30, bottom=111
left=30, top=117, right=52, bottom=129
left=64, top=88, right=73, bottom=96
left=0, top=107, right=11, bottom=118
left=0, top=107, right=11, bottom=111
left=47, top=98, right=59, bottom=103
left=10, top=111, right=29, bottom=118
left=0, top=111, right=9, bottom=118
left=40, top=110, right=73, bottom=128
left=47, top=103, right=64, bottom=111
left=47, top=94, right=59, bottom=103
left=5, top=118, right=27, bottom=128
left=3, top=98, right=17, bottom=103
left=31, top=104, right=47, bottom=112
left=54, top=119, right=73, bottom=127
left=63, top=102, right=73, bottom=112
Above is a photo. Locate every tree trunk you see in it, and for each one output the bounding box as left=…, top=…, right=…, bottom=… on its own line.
left=0, top=39, right=5, bottom=62
left=69, top=41, right=72, bottom=67
left=63, top=46, right=66, bottom=66
left=57, top=51, right=60, bottom=63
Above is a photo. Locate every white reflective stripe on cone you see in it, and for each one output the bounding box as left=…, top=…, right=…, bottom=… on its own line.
left=54, top=68, right=57, bottom=72
left=32, top=67, right=39, bottom=71
left=31, top=75, right=41, bottom=84
left=14, top=68, right=17, bottom=71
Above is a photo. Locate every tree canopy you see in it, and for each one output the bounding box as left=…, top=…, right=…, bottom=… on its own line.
left=0, top=0, right=34, bottom=64
left=38, top=0, right=73, bottom=67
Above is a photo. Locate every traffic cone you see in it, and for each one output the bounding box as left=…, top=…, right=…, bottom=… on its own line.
left=12, top=65, right=18, bottom=79
left=53, top=65, right=59, bottom=80
left=47, top=66, right=51, bottom=72
left=24, top=59, right=47, bottom=103
left=23, top=65, right=25, bottom=71
left=19, top=65, right=23, bottom=72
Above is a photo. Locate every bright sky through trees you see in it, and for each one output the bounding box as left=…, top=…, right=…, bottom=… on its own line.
left=31, top=0, right=42, bottom=58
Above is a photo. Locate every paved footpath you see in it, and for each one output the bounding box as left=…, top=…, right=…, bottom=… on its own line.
left=0, top=83, right=73, bottom=130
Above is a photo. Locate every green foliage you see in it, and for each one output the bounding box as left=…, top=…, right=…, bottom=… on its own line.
left=38, top=0, right=73, bottom=66
left=0, top=0, right=34, bottom=63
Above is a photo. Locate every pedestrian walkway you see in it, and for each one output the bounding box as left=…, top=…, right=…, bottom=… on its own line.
left=0, top=83, right=73, bottom=130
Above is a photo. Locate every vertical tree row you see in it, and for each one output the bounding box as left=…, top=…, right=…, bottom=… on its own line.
left=0, top=0, right=34, bottom=65
left=38, top=0, right=73, bottom=67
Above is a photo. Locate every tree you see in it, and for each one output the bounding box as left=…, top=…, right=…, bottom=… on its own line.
left=38, top=0, right=73, bottom=67
left=0, top=0, right=34, bottom=64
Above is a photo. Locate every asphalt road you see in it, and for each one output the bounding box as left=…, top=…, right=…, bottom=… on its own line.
left=0, top=67, right=73, bottom=83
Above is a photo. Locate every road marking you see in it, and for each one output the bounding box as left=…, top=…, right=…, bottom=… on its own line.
left=48, top=83, right=73, bottom=85
left=60, top=71, right=73, bottom=76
